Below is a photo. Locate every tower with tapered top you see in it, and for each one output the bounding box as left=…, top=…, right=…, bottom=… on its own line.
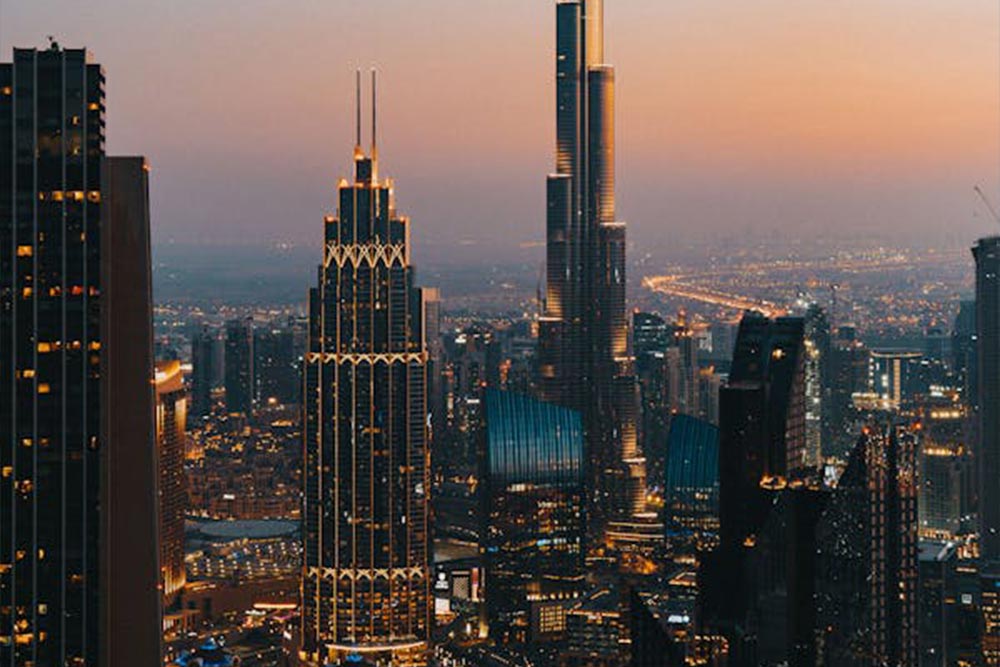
left=538, top=0, right=645, bottom=541
left=299, top=71, right=431, bottom=667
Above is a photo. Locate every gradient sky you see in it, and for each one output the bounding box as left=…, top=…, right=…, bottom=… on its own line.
left=4, top=0, right=999, bottom=264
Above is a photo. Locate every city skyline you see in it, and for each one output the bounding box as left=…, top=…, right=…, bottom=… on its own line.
left=4, top=1, right=999, bottom=262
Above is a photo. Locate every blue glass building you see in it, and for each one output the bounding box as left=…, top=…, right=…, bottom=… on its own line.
left=663, top=415, right=720, bottom=536
left=482, top=389, right=584, bottom=642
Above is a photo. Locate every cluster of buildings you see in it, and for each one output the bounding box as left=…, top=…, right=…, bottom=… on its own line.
left=9, top=3, right=1000, bottom=667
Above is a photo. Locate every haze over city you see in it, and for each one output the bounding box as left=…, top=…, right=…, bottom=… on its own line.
left=6, top=0, right=999, bottom=263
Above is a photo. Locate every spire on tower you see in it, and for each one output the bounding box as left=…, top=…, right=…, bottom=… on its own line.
left=354, top=69, right=363, bottom=159
left=371, top=68, right=378, bottom=180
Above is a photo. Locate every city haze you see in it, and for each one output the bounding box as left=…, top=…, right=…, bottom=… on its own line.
left=5, top=0, right=999, bottom=266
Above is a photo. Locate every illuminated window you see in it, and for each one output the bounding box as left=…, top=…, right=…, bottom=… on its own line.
left=37, top=343, right=51, bottom=353
left=51, top=191, right=63, bottom=202
left=16, top=245, right=32, bottom=257
left=21, top=287, right=32, bottom=298
left=37, top=383, right=50, bottom=394
left=86, top=191, right=100, bottom=203
left=1, top=86, right=11, bottom=95
left=88, top=102, right=100, bottom=111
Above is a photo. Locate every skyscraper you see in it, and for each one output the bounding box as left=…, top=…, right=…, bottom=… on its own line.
left=482, top=389, right=584, bottom=642
left=224, top=317, right=254, bottom=416
left=254, top=325, right=296, bottom=406
left=190, top=325, right=217, bottom=420
left=1, top=47, right=160, bottom=666
left=300, top=73, right=430, bottom=667
left=155, top=360, right=187, bottom=609
left=537, top=0, right=645, bottom=540
left=975, top=236, right=1000, bottom=562
left=816, top=423, right=919, bottom=667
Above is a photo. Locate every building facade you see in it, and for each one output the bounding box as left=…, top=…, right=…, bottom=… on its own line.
left=536, top=0, right=645, bottom=539
left=975, top=236, right=1000, bottom=562
left=300, top=74, right=430, bottom=667
left=190, top=325, right=217, bottom=421
left=224, top=317, right=254, bottom=416
left=2, top=48, right=162, bottom=665
left=482, top=389, right=584, bottom=642
left=816, top=423, right=919, bottom=667
left=156, top=360, right=187, bottom=608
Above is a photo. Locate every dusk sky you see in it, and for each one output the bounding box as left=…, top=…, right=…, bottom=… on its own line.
left=4, top=0, right=999, bottom=264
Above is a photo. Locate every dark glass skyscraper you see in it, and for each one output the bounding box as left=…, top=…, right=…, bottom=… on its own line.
left=482, top=389, right=584, bottom=642
left=190, top=325, right=217, bottom=420
left=300, top=74, right=430, bottom=667
left=975, top=236, right=1000, bottom=562
left=816, top=423, right=919, bottom=666
left=155, top=360, right=187, bottom=609
left=1, top=47, right=160, bottom=665
left=537, top=0, right=645, bottom=540
left=225, top=317, right=254, bottom=416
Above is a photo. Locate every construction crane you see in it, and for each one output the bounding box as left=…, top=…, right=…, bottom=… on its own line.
left=975, top=185, right=1000, bottom=225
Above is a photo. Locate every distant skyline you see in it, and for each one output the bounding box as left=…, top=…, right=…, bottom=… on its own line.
left=5, top=0, right=999, bottom=264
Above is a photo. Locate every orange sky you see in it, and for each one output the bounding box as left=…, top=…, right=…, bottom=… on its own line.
left=5, top=0, right=999, bottom=261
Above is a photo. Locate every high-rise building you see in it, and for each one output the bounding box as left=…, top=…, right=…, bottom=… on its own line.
left=224, top=317, right=254, bottom=416
left=482, top=389, right=584, bottom=643
left=663, top=415, right=720, bottom=540
left=190, top=325, right=217, bottom=420
left=717, top=313, right=808, bottom=550
left=700, top=313, right=816, bottom=664
left=537, top=0, right=645, bottom=537
left=953, top=299, right=977, bottom=406
left=155, top=360, right=187, bottom=609
left=803, top=304, right=830, bottom=464
left=1, top=47, right=160, bottom=666
left=300, top=73, right=430, bottom=667
left=254, top=326, right=296, bottom=406
left=975, top=236, right=1000, bottom=562
left=816, top=423, right=919, bottom=667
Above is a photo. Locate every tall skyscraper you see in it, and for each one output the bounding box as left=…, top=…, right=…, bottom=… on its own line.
left=975, top=236, right=1000, bottom=562
left=482, top=389, right=584, bottom=642
left=537, top=0, right=645, bottom=539
left=300, top=73, right=430, bottom=667
left=155, top=360, right=187, bottom=609
left=190, top=325, right=217, bottom=420
left=816, top=423, right=919, bottom=667
left=224, top=317, right=254, bottom=416
left=1, top=47, right=160, bottom=666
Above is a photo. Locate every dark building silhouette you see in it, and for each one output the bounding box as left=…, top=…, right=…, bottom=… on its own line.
left=537, top=0, right=646, bottom=537
left=700, top=312, right=819, bottom=666
left=815, top=423, right=918, bottom=667
left=224, top=317, right=254, bottom=416
left=633, top=312, right=673, bottom=484
left=155, top=360, right=187, bottom=609
left=190, top=325, right=217, bottom=420
left=253, top=326, right=296, bottom=406
left=975, top=237, right=1000, bottom=562
left=1, top=48, right=160, bottom=666
left=718, top=313, right=808, bottom=550
left=803, top=304, right=830, bottom=463
left=482, top=389, right=584, bottom=642
left=629, top=590, right=686, bottom=667
left=829, top=327, right=870, bottom=456
left=299, top=73, right=430, bottom=667
left=953, top=299, right=977, bottom=408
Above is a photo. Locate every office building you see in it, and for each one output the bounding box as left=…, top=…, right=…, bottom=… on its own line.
left=156, top=360, right=187, bottom=609
left=803, top=304, right=829, bottom=464
left=815, top=423, right=919, bottom=667
left=537, top=0, right=646, bottom=537
left=663, top=415, right=719, bottom=539
left=253, top=325, right=296, bottom=406
left=975, top=236, right=1000, bottom=561
left=952, top=299, right=977, bottom=407
left=482, top=389, right=584, bottom=642
left=870, top=349, right=923, bottom=410
left=299, top=73, right=430, bottom=667
left=1, top=47, right=161, bottom=666
left=190, top=325, right=217, bottom=420
left=224, top=317, right=254, bottom=416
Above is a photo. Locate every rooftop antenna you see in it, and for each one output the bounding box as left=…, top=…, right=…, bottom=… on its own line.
left=974, top=185, right=1000, bottom=226
left=371, top=68, right=378, bottom=179
left=354, top=69, right=362, bottom=158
